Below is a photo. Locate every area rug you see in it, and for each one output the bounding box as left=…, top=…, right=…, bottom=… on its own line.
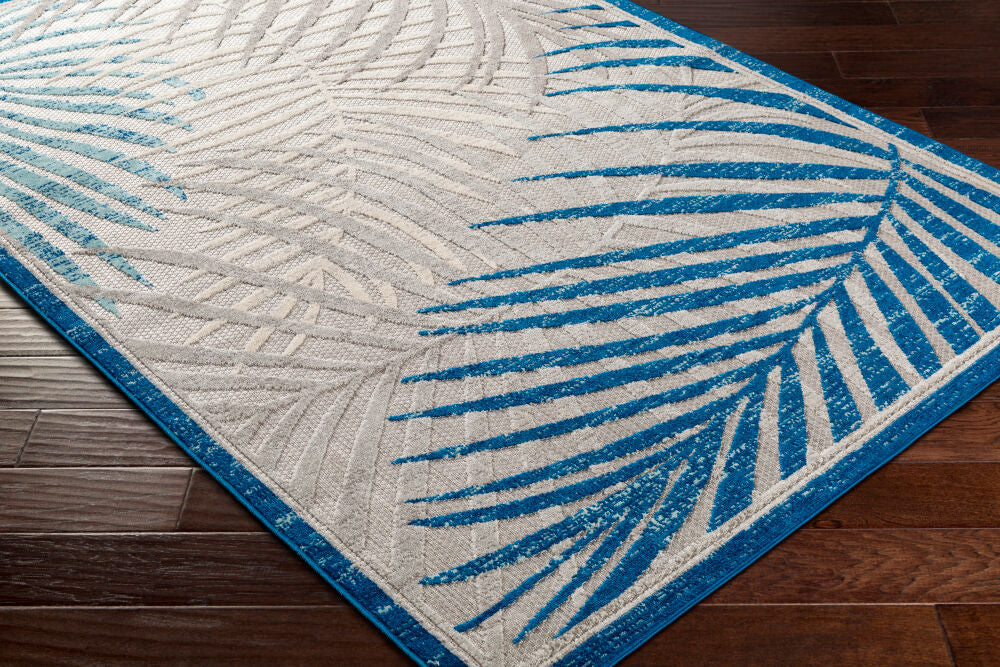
left=2, top=0, right=1000, bottom=664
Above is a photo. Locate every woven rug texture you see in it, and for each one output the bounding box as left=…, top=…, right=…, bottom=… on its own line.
left=2, top=0, right=1000, bottom=664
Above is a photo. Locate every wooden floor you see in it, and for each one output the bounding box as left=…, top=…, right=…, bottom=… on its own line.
left=4, top=1, right=1000, bottom=664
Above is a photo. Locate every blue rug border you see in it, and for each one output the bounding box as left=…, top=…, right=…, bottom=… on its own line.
left=1, top=3, right=1000, bottom=665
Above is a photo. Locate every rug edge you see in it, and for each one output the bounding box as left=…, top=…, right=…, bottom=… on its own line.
left=0, top=246, right=464, bottom=667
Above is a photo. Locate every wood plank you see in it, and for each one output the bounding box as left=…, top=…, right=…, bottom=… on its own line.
left=805, top=77, right=1000, bottom=111
left=644, top=1, right=897, bottom=29
left=891, top=0, right=1000, bottom=25
left=707, top=529, right=1000, bottom=604
left=20, top=409, right=190, bottom=467
left=0, top=309, right=74, bottom=356
left=869, top=106, right=932, bottom=134
left=936, top=604, right=1000, bottom=666
left=625, top=605, right=952, bottom=667
left=924, top=107, right=1000, bottom=139
left=709, top=24, right=1000, bottom=53
left=0, top=357, right=130, bottom=410
left=809, top=462, right=1000, bottom=528
left=0, top=606, right=409, bottom=666
left=0, top=410, right=36, bottom=467
left=0, top=534, right=342, bottom=606
left=941, top=138, right=1000, bottom=168
left=837, top=49, right=1000, bottom=79
left=0, top=468, right=190, bottom=532
left=0, top=282, right=23, bottom=309
left=177, top=470, right=264, bottom=533
left=897, top=401, right=1000, bottom=462
left=752, top=51, right=842, bottom=80
left=0, top=604, right=951, bottom=667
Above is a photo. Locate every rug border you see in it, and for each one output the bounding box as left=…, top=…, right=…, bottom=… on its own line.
left=2, top=4, right=1000, bottom=666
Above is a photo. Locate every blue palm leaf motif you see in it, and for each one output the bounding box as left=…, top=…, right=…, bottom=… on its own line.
left=0, top=1, right=197, bottom=313
left=389, top=9, right=1000, bottom=644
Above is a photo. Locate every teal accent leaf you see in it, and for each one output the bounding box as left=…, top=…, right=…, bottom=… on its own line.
left=0, top=1, right=199, bottom=313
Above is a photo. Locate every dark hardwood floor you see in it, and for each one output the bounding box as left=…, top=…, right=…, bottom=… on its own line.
left=4, top=1, right=1000, bottom=664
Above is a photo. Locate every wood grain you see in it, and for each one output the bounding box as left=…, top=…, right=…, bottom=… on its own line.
left=624, top=604, right=953, bottom=667
left=0, top=468, right=191, bottom=532
left=868, top=106, right=932, bottom=134
left=708, top=529, right=1000, bottom=604
left=942, top=139, right=1000, bottom=168
left=809, top=463, right=1000, bottom=528
left=177, top=470, right=264, bottom=532
left=0, top=309, right=74, bottom=357
left=749, top=51, right=842, bottom=80
left=924, top=108, right=1000, bottom=140
left=891, top=1, right=1000, bottom=25
left=0, top=357, right=131, bottom=410
left=894, top=402, right=1000, bottom=461
left=19, top=409, right=190, bottom=467
left=0, top=605, right=951, bottom=667
left=0, top=410, right=36, bottom=466
left=713, top=24, right=1000, bottom=53
left=0, top=607, right=411, bottom=666
left=836, top=48, right=1000, bottom=79
left=936, top=604, right=1000, bottom=666
left=644, top=2, right=897, bottom=28
left=810, top=78, right=1000, bottom=114
left=0, top=534, right=342, bottom=606
left=0, top=284, right=22, bottom=308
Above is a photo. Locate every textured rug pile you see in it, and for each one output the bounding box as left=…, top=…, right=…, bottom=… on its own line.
left=3, top=0, right=1000, bottom=664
